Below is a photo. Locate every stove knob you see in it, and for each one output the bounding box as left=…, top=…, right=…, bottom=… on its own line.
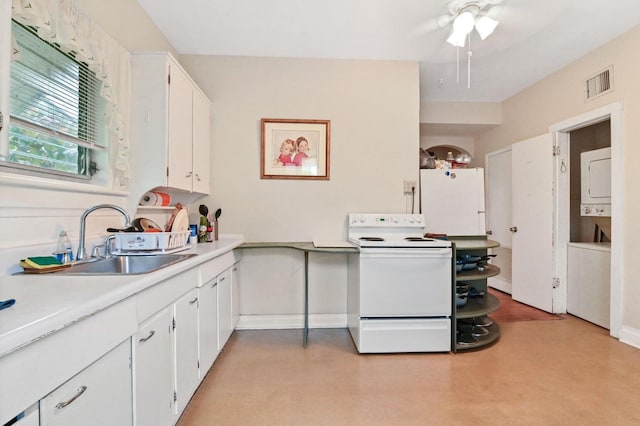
left=358, top=216, right=366, bottom=223
left=415, top=216, right=423, bottom=223
left=408, top=217, right=415, bottom=223
left=391, top=216, right=399, bottom=223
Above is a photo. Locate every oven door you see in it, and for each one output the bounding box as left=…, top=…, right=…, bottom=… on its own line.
left=358, top=247, right=452, bottom=317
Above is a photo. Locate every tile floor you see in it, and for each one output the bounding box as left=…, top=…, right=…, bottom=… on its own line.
left=178, top=314, right=640, bottom=426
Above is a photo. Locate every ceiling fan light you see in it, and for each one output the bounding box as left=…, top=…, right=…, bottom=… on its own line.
left=446, top=30, right=467, bottom=47
left=475, top=16, right=499, bottom=39
left=452, top=10, right=475, bottom=35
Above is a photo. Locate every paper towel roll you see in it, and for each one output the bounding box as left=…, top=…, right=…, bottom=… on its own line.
left=139, top=191, right=171, bottom=206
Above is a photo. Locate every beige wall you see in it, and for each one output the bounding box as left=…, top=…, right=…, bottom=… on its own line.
left=474, top=25, right=640, bottom=330
left=180, top=55, right=421, bottom=241
left=75, top=0, right=177, bottom=56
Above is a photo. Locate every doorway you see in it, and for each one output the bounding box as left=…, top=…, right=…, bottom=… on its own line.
left=550, top=101, right=623, bottom=338
left=566, top=120, right=611, bottom=329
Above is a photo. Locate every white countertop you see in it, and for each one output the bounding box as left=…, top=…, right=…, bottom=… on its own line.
left=0, top=236, right=244, bottom=357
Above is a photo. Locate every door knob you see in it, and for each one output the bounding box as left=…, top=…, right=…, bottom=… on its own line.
left=509, top=226, right=518, bottom=232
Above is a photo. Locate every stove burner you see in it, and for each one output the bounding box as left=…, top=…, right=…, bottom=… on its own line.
left=405, top=237, right=435, bottom=242
left=359, top=237, right=384, bottom=242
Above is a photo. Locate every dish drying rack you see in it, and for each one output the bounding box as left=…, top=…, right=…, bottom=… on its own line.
left=113, top=231, right=191, bottom=254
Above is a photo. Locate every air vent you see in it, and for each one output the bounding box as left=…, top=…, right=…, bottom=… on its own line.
left=585, top=66, right=613, bottom=100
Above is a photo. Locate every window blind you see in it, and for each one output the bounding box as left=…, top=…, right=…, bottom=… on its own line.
left=10, top=21, right=106, bottom=151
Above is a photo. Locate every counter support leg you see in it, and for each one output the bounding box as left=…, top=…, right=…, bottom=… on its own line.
left=303, top=250, right=309, bottom=347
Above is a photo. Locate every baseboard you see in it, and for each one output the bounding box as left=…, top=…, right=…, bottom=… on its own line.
left=236, top=314, right=347, bottom=330
left=618, top=325, right=640, bottom=350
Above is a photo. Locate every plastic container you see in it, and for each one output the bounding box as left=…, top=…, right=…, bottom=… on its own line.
left=113, top=231, right=190, bottom=253
left=55, top=230, right=74, bottom=262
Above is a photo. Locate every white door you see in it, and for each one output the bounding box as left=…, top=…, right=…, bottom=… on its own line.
left=511, top=133, right=554, bottom=312
left=217, top=269, right=233, bottom=350
left=198, top=278, right=219, bottom=375
left=134, top=308, right=174, bottom=426
left=167, top=60, right=194, bottom=192
left=174, top=289, right=200, bottom=417
left=485, top=148, right=513, bottom=293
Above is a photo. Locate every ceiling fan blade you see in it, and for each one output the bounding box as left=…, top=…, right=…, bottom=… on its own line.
left=436, top=14, right=453, bottom=28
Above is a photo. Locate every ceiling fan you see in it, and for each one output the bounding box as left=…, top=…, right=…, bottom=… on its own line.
left=436, top=0, right=505, bottom=87
left=437, top=0, right=504, bottom=47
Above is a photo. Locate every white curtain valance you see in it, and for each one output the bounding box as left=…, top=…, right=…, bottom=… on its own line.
left=10, top=0, right=131, bottom=188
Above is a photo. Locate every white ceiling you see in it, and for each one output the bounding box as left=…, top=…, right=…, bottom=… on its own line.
left=136, top=0, right=640, bottom=104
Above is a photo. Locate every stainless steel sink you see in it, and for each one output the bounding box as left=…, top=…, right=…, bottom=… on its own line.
left=58, top=253, right=197, bottom=275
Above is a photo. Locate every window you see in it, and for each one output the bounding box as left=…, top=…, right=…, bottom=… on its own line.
left=6, top=20, right=106, bottom=180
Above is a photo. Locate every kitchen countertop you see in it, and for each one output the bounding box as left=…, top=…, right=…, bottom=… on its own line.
left=0, top=236, right=244, bottom=357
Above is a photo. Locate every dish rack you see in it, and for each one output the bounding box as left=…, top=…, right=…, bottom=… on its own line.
left=114, top=231, right=190, bottom=254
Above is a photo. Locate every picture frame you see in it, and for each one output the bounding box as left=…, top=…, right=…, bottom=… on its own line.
left=261, top=118, right=331, bottom=180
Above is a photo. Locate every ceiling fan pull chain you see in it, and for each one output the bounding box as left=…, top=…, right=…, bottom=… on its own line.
left=456, top=46, right=460, bottom=83
left=467, top=33, right=472, bottom=88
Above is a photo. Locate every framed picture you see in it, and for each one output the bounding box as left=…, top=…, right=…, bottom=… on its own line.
left=261, top=118, right=330, bottom=180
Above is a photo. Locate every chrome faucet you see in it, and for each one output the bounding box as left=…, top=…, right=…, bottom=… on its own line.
left=76, top=204, right=131, bottom=261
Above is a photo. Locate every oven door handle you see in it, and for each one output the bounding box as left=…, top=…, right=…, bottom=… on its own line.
left=358, top=248, right=451, bottom=258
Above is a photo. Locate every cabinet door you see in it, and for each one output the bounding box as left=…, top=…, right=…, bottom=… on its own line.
left=198, top=279, right=219, bottom=376
left=192, top=89, right=211, bottom=194
left=40, top=340, right=132, bottom=426
left=174, top=289, right=200, bottom=417
left=231, top=263, right=241, bottom=328
left=133, top=308, right=173, bottom=426
left=167, top=60, right=194, bottom=192
left=217, top=269, right=233, bottom=350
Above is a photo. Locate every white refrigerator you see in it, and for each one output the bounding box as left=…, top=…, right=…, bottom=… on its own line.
left=420, top=168, right=486, bottom=236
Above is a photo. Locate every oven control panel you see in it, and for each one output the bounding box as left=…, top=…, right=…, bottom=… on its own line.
left=349, top=214, right=425, bottom=227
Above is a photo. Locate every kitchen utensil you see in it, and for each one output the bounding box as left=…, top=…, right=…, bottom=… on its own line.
left=133, top=218, right=162, bottom=232
left=106, top=226, right=137, bottom=233
left=471, top=325, right=490, bottom=337
left=456, top=292, right=468, bottom=307
left=213, top=208, right=221, bottom=241
left=171, top=209, right=190, bottom=232
left=165, top=203, right=185, bottom=232
left=474, top=315, right=494, bottom=327
left=0, top=298, right=16, bottom=311
left=199, top=204, right=209, bottom=218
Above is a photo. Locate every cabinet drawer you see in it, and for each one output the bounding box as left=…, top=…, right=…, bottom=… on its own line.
left=136, top=268, right=199, bottom=323
left=357, top=319, right=451, bottom=353
left=199, top=251, right=235, bottom=284
left=40, top=339, right=132, bottom=426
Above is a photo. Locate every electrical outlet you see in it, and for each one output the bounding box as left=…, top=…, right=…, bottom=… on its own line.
left=403, top=180, right=416, bottom=193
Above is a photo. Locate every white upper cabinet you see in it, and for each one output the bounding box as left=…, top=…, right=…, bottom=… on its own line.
left=130, top=52, right=211, bottom=205
left=192, top=89, right=211, bottom=194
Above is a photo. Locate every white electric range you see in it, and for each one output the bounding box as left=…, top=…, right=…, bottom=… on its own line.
left=347, top=213, right=452, bottom=353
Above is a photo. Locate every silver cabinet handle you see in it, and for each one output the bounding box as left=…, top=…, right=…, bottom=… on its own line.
left=195, top=173, right=201, bottom=181
left=486, top=230, right=493, bottom=235
left=189, top=297, right=198, bottom=305
left=219, top=276, right=226, bottom=282
left=509, top=226, right=518, bottom=232
left=139, top=330, right=155, bottom=343
left=210, top=282, right=217, bottom=288
left=185, top=171, right=193, bottom=178
left=55, top=385, right=87, bottom=409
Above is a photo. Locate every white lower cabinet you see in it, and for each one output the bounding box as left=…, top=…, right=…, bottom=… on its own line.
left=231, top=262, right=241, bottom=329
left=198, top=278, right=219, bottom=376
left=133, top=307, right=174, bottom=426
left=217, top=268, right=233, bottom=350
left=39, top=339, right=132, bottom=426
left=173, top=288, right=200, bottom=418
